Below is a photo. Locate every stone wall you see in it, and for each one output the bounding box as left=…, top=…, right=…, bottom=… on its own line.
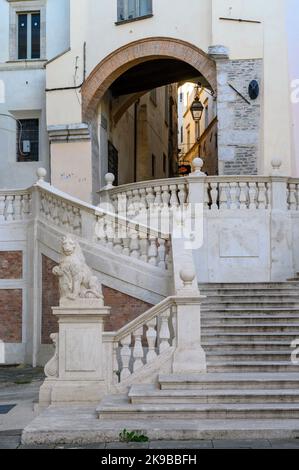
left=0, top=251, right=22, bottom=279
left=0, top=289, right=22, bottom=343
left=0, top=251, right=23, bottom=343
left=217, top=59, right=262, bottom=175
left=41, top=255, right=153, bottom=344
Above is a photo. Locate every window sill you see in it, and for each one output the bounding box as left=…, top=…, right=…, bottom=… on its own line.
left=115, top=14, right=153, bottom=26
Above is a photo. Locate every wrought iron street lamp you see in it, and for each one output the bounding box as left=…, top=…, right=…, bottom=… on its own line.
left=190, top=91, right=204, bottom=123
left=190, top=87, right=204, bottom=141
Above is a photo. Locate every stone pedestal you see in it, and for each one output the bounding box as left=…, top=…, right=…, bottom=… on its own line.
left=39, top=299, right=110, bottom=406
left=172, top=296, right=207, bottom=374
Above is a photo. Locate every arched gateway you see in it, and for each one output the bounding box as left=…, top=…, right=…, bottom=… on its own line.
left=81, top=37, right=217, bottom=121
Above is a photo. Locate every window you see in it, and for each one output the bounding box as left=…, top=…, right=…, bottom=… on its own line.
left=18, top=12, right=40, bottom=59
left=180, top=126, right=183, bottom=144
left=17, top=119, right=39, bottom=162
left=117, top=0, right=152, bottom=22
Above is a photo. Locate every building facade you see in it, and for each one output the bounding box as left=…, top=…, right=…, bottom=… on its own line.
left=0, top=0, right=297, bottom=201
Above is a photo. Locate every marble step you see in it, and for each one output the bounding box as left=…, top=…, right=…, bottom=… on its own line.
left=207, top=361, right=299, bottom=373
left=159, top=373, right=299, bottom=390
left=202, top=316, right=299, bottom=325
left=21, top=406, right=299, bottom=443
left=199, top=283, right=299, bottom=290
left=202, top=341, right=296, bottom=352
left=202, top=323, right=299, bottom=334
left=201, top=307, right=299, bottom=313
left=201, top=302, right=299, bottom=309
left=201, top=289, right=299, bottom=296
left=97, top=395, right=299, bottom=420
left=128, top=384, right=299, bottom=405
left=202, top=332, right=299, bottom=342
left=207, top=351, right=294, bottom=362
left=202, top=294, right=299, bottom=302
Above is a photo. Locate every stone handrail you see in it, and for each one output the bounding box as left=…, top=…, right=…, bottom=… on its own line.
left=0, top=189, right=32, bottom=221
left=103, top=296, right=177, bottom=385
left=37, top=182, right=171, bottom=270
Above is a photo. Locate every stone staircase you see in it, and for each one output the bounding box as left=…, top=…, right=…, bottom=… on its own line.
left=96, top=282, right=299, bottom=433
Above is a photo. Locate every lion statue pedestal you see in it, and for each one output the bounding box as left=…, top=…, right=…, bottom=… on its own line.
left=39, top=236, right=111, bottom=407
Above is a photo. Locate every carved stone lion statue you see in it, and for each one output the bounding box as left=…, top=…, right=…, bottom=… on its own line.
left=53, top=235, right=103, bottom=303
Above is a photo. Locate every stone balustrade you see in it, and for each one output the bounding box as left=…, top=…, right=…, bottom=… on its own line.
left=204, top=177, right=271, bottom=211
left=103, top=298, right=177, bottom=385
left=99, top=176, right=189, bottom=218
left=38, top=183, right=171, bottom=271
left=39, top=189, right=83, bottom=235
left=0, top=190, right=32, bottom=222
left=95, top=212, right=171, bottom=270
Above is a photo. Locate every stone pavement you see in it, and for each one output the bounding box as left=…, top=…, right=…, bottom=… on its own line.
left=1, top=432, right=299, bottom=449
left=1, top=366, right=299, bottom=449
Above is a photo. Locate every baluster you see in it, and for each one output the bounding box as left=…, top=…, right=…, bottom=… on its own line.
left=120, top=334, right=132, bottom=381
left=6, top=196, right=14, bottom=221
left=157, top=239, right=166, bottom=269
left=288, top=183, right=297, bottom=210
left=171, top=306, right=177, bottom=347
left=117, top=193, right=127, bottom=218
left=248, top=182, right=257, bottom=209
left=13, top=195, right=22, bottom=220
left=219, top=183, right=229, bottom=210
left=129, top=229, right=140, bottom=259
left=204, top=183, right=211, bottom=210
left=106, top=218, right=115, bottom=250
left=257, top=182, right=267, bottom=209
left=154, top=186, right=162, bottom=207
left=169, top=185, right=179, bottom=208
left=148, top=236, right=158, bottom=266
left=146, top=318, right=157, bottom=363
left=132, top=189, right=141, bottom=217
left=146, top=187, right=155, bottom=211
left=96, top=215, right=106, bottom=242
left=210, top=182, right=218, bottom=210
left=0, top=196, right=6, bottom=221
left=133, top=327, right=144, bottom=373
left=165, top=241, right=173, bottom=271
left=139, top=231, right=149, bottom=263
left=22, top=194, right=30, bottom=219
left=122, top=237, right=130, bottom=257
left=229, top=182, right=238, bottom=209
left=159, top=308, right=171, bottom=353
left=161, top=186, right=171, bottom=207
left=138, top=188, right=147, bottom=222
left=72, top=207, right=81, bottom=234
left=239, top=182, right=248, bottom=209
left=112, top=341, right=120, bottom=384
left=127, top=191, right=135, bottom=218
left=178, top=184, right=187, bottom=206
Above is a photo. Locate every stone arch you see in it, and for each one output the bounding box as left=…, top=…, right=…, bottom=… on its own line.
left=81, top=37, right=217, bottom=121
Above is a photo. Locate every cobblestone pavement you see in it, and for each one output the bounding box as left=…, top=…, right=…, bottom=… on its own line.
left=1, top=367, right=299, bottom=449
